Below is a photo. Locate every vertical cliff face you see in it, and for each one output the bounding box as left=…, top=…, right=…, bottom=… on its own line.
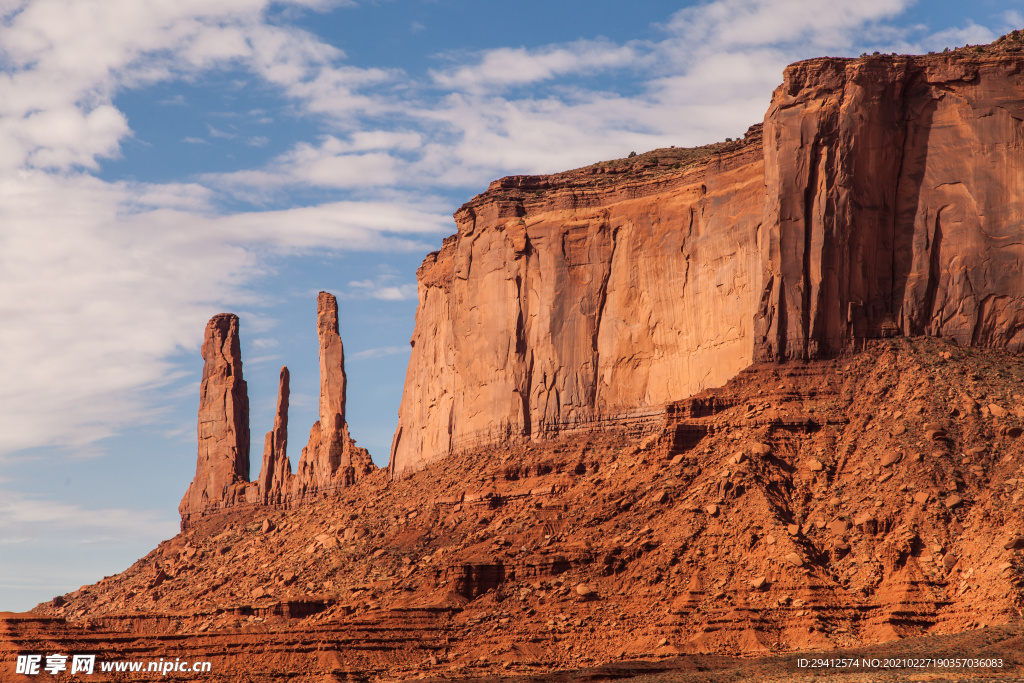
left=390, top=136, right=766, bottom=478
left=179, top=314, right=251, bottom=521
left=257, top=366, right=289, bottom=505
left=756, top=54, right=1024, bottom=360
left=390, top=49, right=1024, bottom=479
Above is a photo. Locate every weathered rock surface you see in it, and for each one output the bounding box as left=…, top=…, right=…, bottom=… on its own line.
left=391, top=46, right=1024, bottom=478
left=257, top=366, right=290, bottom=505
left=179, top=313, right=251, bottom=525
left=16, top=38, right=1024, bottom=683
left=24, top=337, right=1024, bottom=680
left=390, top=131, right=766, bottom=478
left=756, top=54, right=1024, bottom=361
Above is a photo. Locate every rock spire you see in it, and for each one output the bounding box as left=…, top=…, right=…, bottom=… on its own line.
left=180, top=294, right=377, bottom=527
left=296, top=292, right=374, bottom=493
left=179, top=313, right=251, bottom=525
left=257, top=366, right=290, bottom=505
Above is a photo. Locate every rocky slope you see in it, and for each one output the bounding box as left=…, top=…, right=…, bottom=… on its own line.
left=180, top=292, right=375, bottom=528
left=391, top=44, right=1024, bottom=478
left=17, top=337, right=1024, bottom=682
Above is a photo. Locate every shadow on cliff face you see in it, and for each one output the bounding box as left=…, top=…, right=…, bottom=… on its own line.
left=888, top=77, right=939, bottom=339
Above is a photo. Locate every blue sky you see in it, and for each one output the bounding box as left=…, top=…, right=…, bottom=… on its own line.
left=0, top=0, right=1019, bottom=611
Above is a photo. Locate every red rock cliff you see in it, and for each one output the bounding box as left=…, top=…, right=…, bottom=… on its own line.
left=756, top=53, right=1024, bottom=360
left=390, top=134, right=766, bottom=478
left=390, top=49, right=1024, bottom=479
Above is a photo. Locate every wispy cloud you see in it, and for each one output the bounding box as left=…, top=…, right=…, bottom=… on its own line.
left=0, top=489, right=177, bottom=539
left=350, top=345, right=409, bottom=360
left=430, top=39, right=639, bottom=92
left=347, top=273, right=418, bottom=301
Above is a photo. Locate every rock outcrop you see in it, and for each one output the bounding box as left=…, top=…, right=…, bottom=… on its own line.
left=294, top=292, right=374, bottom=495
left=29, top=337, right=1024, bottom=676
left=19, top=37, right=1024, bottom=681
left=391, top=48, right=1024, bottom=478
left=179, top=314, right=251, bottom=523
left=181, top=294, right=375, bottom=528
left=257, top=367, right=290, bottom=505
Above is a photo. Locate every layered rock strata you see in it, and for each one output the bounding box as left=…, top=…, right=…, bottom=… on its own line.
left=181, top=294, right=374, bottom=528
left=179, top=314, right=251, bottom=522
left=391, top=48, right=1024, bottom=478
left=28, top=338, right=1024, bottom=676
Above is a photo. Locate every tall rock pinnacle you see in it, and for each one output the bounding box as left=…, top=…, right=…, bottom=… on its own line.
left=179, top=313, right=251, bottom=525
left=296, top=292, right=374, bottom=493
left=257, top=366, right=290, bottom=505
left=318, top=291, right=348, bottom=472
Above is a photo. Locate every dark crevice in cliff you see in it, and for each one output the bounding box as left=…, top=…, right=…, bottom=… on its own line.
left=801, top=137, right=821, bottom=360
left=890, top=78, right=938, bottom=339
left=923, top=212, right=944, bottom=332
left=890, top=85, right=910, bottom=328
left=590, top=226, right=618, bottom=410
left=515, top=273, right=532, bottom=437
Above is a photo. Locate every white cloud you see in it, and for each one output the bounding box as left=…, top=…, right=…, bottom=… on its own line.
left=663, top=0, right=912, bottom=52
left=431, top=40, right=639, bottom=92
left=0, top=0, right=388, bottom=173
left=350, top=345, right=410, bottom=360
left=0, top=489, right=176, bottom=538
left=208, top=124, right=238, bottom=139
left=252, top=337, right=279, bottom=349
left=348, top=275, right=418, bottom=301
left=0, top=171, right=446, bottom=457
left=920, top=22, right=998, bottom=52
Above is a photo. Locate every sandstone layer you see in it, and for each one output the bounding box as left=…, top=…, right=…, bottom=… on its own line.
left=391, top=47, right=1024, bottom=479
left=180, top=293, right=375, bottom=528
left=179, top=314, right=250, bottom=522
